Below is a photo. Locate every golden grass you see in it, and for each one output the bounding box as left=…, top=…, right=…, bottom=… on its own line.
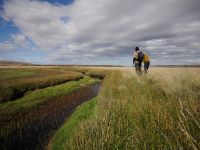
left=57, top=67, right=200, bottom=150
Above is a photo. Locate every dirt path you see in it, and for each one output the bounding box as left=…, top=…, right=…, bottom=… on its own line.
left=0, top=82, right=101, bottom=150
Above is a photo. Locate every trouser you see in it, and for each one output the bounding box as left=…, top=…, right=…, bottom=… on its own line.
left=135, top=63, right=142, bottom=75
left=144, top=62, right=150, bottom=74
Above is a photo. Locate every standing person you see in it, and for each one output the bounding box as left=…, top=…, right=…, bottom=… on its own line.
left=143, top=52, right=150, bottom=74
left=133, top=47, right=143, bottom=75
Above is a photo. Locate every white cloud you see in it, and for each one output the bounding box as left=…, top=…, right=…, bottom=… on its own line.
left=3, top=0, right=73, bottom=50
left=11, top=34, right=28, bottom=48
left=0, top=33, right=29, bottom=52
left=1, top=0, right=200, bottom=65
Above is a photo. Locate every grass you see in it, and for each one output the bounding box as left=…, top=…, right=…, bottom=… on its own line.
left=49, top=98, right=97, bottom=150
left=49, top=68, right=200, bottom=150
left=0, top=68, right=83, bottom=102
left=85, top=69, right=106, bottom=79
left=0, top=67, right=199, bottom=149
left=0, top=69, right=37, bottom=80
left=0, top=75, right=100, bottom=139
left=0, top=76, right=98, bottom=113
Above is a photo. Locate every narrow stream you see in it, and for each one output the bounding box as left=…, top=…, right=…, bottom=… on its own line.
left=0, top=82, right=101, bottom=150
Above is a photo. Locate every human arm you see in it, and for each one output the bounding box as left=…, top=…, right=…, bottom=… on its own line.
left=133, top=58, right=135, bottom=64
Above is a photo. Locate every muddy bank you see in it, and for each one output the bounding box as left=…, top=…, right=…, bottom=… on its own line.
left=0, top=82, right=101, bottom=150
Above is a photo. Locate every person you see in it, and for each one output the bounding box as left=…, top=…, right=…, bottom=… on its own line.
left=133, top=47, right=143, bottom=75
left=143, top=52, right=150, bottom=74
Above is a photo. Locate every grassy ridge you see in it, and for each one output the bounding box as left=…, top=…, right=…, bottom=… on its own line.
left=49, top=98, right=97, bottom=150
left=51, top=68, right=200, bottom=149
left=0, top=68, right=83, bottom=102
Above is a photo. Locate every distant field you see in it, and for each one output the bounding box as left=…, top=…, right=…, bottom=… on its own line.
left=0, top=61, right=33, bottom=66
left=0, top=66, right=199, bottom=150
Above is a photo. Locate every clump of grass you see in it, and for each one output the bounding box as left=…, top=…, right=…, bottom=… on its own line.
left=55, top=68, right=200, bottom=149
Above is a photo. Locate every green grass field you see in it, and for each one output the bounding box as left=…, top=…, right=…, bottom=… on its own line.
left=0, top=67, right=199, bottom=150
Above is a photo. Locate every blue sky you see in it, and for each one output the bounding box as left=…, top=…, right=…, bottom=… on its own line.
left=0, top=19, right=18, bottom=41
left=0, top=0, right=200, bottom=65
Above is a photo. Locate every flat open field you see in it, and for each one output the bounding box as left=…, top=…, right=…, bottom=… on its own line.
left=0, top=66, right=199, bottom=150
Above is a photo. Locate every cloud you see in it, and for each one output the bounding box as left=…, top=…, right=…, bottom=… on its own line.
left=0, top=41, right=15, bottom=51
left=1, top=0, right=200, bottom=65
left=2, top=0, right=72, bottom=50
left=0, top=33, right=29, bottom=52
left=11, top=34, right=29, bottom=48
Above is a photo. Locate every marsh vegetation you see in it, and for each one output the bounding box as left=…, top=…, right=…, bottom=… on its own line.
left=49, top=68, right=200, bottom=150
left=0, top=67, right=199, bottom=150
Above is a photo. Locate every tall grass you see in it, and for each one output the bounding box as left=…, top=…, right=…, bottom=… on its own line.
left=60, top=68, right=200, bottom=149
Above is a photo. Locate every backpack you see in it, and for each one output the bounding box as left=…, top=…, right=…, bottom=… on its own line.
left=138, top=51, right=144, bottom=63
left=143, top=53, right=150, bottom=62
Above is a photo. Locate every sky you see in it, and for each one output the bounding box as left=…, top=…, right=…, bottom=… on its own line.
left=0, top=0, right=200, bottom=66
